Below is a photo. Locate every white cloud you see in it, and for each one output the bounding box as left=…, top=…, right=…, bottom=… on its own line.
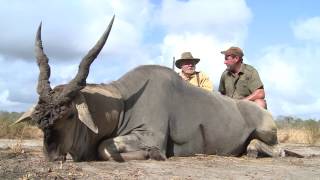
left=0, top=90, right=17, bottom=106
left=0, top=90, right=27, bottom=112
left=258, top=46, right=302, bottom=95
left=6, top=0, right=320, bottom=120
left=292, top=16, right=320, bottom=42
left=160, top=33, right=230, bottom=87
left=159, top=0, right=251, bottom=42
left=0, top=0, right=253, bottom=113
left=157, top=0, right=251, bottom=88
left=256, top=45, right=320, bottom=118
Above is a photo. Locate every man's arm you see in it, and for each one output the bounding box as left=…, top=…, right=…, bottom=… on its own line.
left=246, top=67, right=265, bottom=101
left=244, top=88, right=267, bottom=109
left=243, top=88, right=265, bottom=101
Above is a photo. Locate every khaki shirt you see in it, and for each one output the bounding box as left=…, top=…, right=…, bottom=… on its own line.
left=179, top=71, right=214, bottom=91
left=218, top=64, right=263, bottom=99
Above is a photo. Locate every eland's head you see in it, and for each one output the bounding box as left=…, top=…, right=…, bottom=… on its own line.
left=15, top=16, right=115, bottom=161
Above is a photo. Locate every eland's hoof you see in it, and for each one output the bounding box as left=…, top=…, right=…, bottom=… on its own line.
left=148, top=147, right=166, bottom=161
left=283, top=149, right=304, bottom=158
left=247, top=149, right=258, bottom=158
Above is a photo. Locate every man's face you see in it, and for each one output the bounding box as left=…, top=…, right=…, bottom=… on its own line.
left=181, top=60, right=196, bottom=75
left=224, top=55, right=238, bottom=72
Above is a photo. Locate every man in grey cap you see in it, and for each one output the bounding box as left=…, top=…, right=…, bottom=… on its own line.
left=218, top=46, right=267, bottom=109
left=175, top=52, right=213, bottom=91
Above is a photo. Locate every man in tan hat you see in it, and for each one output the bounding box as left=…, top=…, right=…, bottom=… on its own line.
left=218, top=46, right=267, bottom=109
left=175, top=52, right=213, bottom=91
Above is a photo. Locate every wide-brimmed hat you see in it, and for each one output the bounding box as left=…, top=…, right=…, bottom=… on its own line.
left=175, top=52, right=200, bottom=69
left=221, top=46, right=244, bottom=57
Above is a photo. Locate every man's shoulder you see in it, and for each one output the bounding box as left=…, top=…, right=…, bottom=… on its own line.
left=220, top=70, right=229, bottom=77
left=243, top=63, right=259, bottom=73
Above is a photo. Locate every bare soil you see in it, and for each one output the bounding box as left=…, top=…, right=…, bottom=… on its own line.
left=0, top=139, right=320, bottom=179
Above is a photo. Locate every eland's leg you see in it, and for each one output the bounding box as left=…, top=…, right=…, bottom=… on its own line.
left=246, top=139, right=304, bottom=158
left=247, top=113, right=281, bottom=158
left=98, top=134, right=165, bottom=161
left=247, top=127, right=281, bottom=158
left=246, top=139, right=281, bottom=158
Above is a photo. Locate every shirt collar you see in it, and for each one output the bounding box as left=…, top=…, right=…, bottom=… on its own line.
left=179, top=71, right=198, bottom=80
left=227, top=63, right=245, bottom=77
left=239, top=63, right=245, bottom=74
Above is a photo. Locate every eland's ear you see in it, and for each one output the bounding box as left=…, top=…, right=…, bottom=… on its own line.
left=74, top=93, right=98, bottom=134
left=13, top=105, right=36, bottom=125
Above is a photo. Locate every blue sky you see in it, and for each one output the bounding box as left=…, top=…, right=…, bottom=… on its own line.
left=246, top=0, right=320, bottom=54
left=0, top=0, right=319, bottom=119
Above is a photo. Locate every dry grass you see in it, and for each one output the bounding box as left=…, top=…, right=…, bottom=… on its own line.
left=278, top=128, right=320, bottom=145
left=0, top=111, right=42, bottom=139
left=276, top=118, right=320, bottom=145
left=0, top=121, right=42, bottom=139
left=20, top=126, right=43, bottom=139
left=9, top=139, right=24, bottom=154
left=1, top=112, right=319, bottom=147
left=5, top=125, right=42, bottom=155
left=1, top=125, right=42, bottom=139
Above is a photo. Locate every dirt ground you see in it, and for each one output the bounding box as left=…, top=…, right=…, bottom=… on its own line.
left=0, top=139, right=320, bottom=179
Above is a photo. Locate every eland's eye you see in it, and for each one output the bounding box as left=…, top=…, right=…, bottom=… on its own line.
left=67, top=113, right=75, bottom=119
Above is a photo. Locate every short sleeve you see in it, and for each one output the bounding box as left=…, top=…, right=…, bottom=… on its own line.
left=218, top=72, right=226, bottom=94
left=248, top=68, right=264, bottom=92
